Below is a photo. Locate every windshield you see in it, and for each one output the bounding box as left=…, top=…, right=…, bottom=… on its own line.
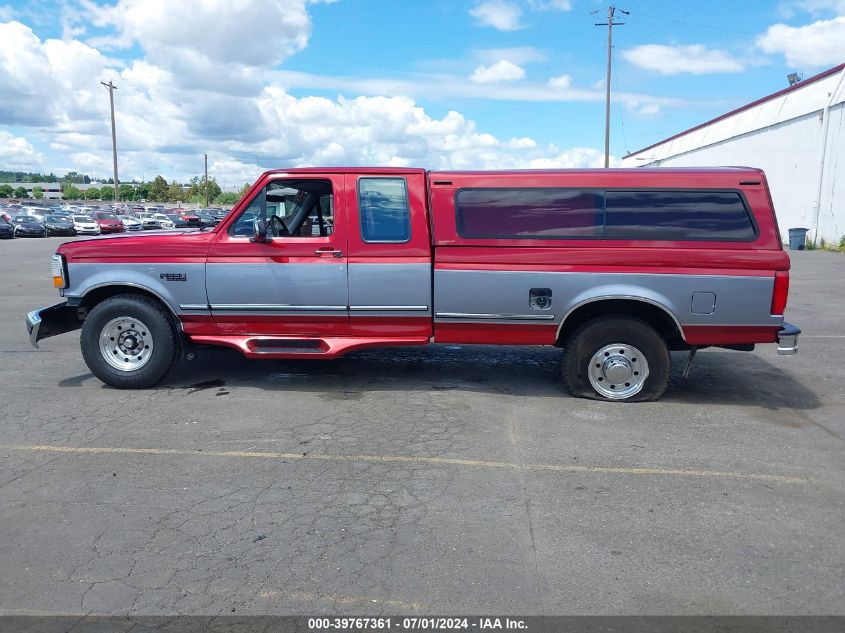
left=73, top=215, right=93, bottom=222
left=96, top=212, right=118, bottom=220
left=45, top=217, right=65, bottom=223
left=14, top=216, right=37, bottom=223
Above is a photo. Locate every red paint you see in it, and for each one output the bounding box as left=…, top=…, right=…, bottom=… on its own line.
left=434, top=323, right=557, bottom=345
left=682, top=325, right=779, bottom=345
left=349, top=316, right=432, bottom=338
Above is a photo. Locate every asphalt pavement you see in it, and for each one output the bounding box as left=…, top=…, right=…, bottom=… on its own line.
left=0, top=236, right=843, bottom=616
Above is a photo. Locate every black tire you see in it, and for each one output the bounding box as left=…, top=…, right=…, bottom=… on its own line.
left=80, top=294, right=179, bottom=388
left=562, top=316, right=670, bottom=402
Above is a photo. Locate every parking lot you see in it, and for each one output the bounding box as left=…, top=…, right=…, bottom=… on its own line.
left=0, top=236, right=843, bottom=616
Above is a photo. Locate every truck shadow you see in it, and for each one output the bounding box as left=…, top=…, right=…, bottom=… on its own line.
left=154, top=344, right=821, bottom=411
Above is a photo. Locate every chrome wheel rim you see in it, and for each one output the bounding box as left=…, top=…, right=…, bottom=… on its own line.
left=587, top=343, right=649, bottom=400
left=98, top=317, right=154, bottom=371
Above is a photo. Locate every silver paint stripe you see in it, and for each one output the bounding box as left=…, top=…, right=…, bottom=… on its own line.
left=210, top=304, right=347, bottom=312
left=179, top=304, right=210, bottom=311
left=350, top=305, right=429, bottom=311
left=435, top=312, right=556, bottom=321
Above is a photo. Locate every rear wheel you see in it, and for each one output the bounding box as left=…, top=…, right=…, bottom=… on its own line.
left=562, top=317, right=670, bottom=402
left=80, top=294, right=179, bottom=388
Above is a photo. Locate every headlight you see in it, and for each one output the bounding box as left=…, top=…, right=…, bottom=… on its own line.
left=51, top=254, right=68, bottom=289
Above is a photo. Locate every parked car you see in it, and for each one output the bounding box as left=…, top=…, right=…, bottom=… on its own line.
left=93, top=211, right=126, bottom=234
left=12, top=215, right=47, bottom=237
left=117, top=214, right=143, bottom=231
left=135, top=213, right=162, bottom=230
left=0, top=217, right=14, bottom=239
left=152, top=213, right=175, bottom=229
left=174, top=208, right=202, bottom=227
left=71, top=215, right=101, bottom=235
left=43, top=215, right=76, bottom=236
left=195, top=210, right=220, bottom=227
left=166, top=213, right=189, bottom=228
left=20, top=206, right=51, bottom=222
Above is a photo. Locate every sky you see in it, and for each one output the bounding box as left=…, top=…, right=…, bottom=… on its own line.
left=0, top=0, right=843, bottom=185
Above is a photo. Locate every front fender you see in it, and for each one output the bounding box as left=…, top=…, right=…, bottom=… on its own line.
left=64, top=262, right=208, bottom=315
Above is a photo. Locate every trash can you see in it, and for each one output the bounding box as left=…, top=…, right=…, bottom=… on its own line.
left=788, top=227, right=809, bottom=250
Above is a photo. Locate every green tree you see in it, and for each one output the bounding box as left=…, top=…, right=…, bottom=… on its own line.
left=13, top=186, right=28, bottom=198
left=238, top=182, right=251, bottom=197
left=62, top=185, right=82, bottom=200
left=215, top=192, right=240, bottom=205
left=85, top=187, right=101, bottom=200
left=147, top=176, right=168, bottom=202
left=187, top=176, right=222, bottom=204
left=167, top=180, right=186, bottom=203
left=119, top=184, right=136, bottom=201
left=32, top=186, right=44, bottom=199
left=61, top=171, right=84, bottom=185
left=0, top=184, right=13, bottom=198
left=135, top=182, right=150, bottom=201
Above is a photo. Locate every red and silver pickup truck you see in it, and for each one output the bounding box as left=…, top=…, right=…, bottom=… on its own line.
left=26, top=167, right=800, bottom=401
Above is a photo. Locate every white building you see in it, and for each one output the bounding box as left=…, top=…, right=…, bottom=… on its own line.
left=622, top=63, right=845, bottom=245
left=0, top=182, right=63, bottom=200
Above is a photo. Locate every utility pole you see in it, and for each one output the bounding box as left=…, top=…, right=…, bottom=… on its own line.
left=203, top=153, right=209, bottom=208
left=100, top=80, right=119, bottom=202
left=594, top=6, right=627, bottom=168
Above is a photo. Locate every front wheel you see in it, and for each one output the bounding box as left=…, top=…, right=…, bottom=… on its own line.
left=562, top=317, right=670, bottom=402
left=80, top=294, right=179, bottom=388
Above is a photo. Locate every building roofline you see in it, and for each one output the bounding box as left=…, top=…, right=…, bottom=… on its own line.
left=625, top=62, right=845, bottom=159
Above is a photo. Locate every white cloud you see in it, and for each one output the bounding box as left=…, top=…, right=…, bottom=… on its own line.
left=622, top=44, right=745, bottom=75
left=473, top=46, right=546, bottom=65
left=778, top=0, right=845, bottom=17
left=470, top=60, right=526, bottom=83
left=85, top=0, right=311, bottom=67
left=527, top=0, right=572, bottom=10
left=470, top=0, right=523, bottom=31
left=547, top=74, right=572, bottom=89
left=1, top=4, right=636, bottom=180
left=0, top=130, right=43, bottom=169
left=757, top=16, right=845, bottom=67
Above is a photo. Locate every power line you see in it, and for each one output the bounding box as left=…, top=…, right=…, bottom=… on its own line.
left=594, top=5, right=628, bottom=168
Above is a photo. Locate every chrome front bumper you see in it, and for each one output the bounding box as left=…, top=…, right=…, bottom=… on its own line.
left=777, top=322, right=801, bottom=355
left=26, top=302, right=82, bottom=348
left=26, top=309, right=42, bottom=348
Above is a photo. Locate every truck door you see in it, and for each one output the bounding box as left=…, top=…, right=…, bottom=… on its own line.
left=345, top=171, right=433, bottom=338
left=206, top=174, right=349, bottom=336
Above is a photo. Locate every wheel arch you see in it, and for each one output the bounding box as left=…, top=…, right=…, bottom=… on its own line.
left=556, top=295, right=687, bottom=349
left=75, top=283, right=184, bottom=332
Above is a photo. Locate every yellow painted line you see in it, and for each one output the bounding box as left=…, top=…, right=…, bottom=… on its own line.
left=0, top=444, right=808, bottom=484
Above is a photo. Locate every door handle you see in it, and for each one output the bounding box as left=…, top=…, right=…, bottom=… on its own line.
left=315, top=248, right=343, bottom=258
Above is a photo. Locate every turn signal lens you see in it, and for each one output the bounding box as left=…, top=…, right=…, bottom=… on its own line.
left=51, top=254, right=67, bottom=289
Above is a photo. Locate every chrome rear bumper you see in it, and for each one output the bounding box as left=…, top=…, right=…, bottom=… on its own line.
left=777, top=322, right=801, bottom=355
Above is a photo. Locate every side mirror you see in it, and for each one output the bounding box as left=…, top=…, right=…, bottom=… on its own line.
left=250, top=216, right=268, bottom=243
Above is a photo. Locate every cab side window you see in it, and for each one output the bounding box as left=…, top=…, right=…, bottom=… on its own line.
left=358, top=177, right=410, bottom=243
left=230, top=179, right=334, bottom=238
